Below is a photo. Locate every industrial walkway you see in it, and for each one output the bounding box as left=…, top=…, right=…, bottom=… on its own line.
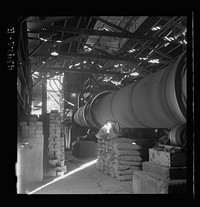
left=27, top=151, right=133, bottom=194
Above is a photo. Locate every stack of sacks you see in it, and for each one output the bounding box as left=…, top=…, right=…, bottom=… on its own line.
left=96, top=134, right=110, bottom=173
left=47, top=110, right=67, bottom=177
left=109, top=138, right=142, bottom=181
left=96, top=136, right=142, bottom=181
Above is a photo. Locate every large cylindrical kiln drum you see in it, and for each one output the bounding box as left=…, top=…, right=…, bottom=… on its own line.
left=73, top=52, right=186, bottom=130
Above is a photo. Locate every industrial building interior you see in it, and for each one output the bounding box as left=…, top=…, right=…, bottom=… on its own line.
left=17, top=16, right=188, bottom=194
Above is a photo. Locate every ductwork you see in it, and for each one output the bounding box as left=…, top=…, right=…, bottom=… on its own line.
left=74, top=52, right=186, bottom=130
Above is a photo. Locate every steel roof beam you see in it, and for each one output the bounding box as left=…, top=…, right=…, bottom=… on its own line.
left=33, top=50, right=171, bottom=64
left=28, top=26, right=144, bottom=40
left=27, top=16, right=75, bottom=24
left=77, top=16, right=93, bottom=51
left=53, top=51, right=136, bottom=62
left=158, top=16, right=186, bottom=32
left=93, top=16, right=130, bottom=32
left=54, top=34, right=84, bottom=46
left=26, top=34, right=54, bottom=60
left=45, top=67, right=123, bottom=76
left=74, top=39, right=113, bottom=57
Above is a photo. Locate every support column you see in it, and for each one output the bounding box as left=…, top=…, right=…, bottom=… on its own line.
left=41, top=74, right=49, bottom=174
left=42, top=74, right=47, bottom=114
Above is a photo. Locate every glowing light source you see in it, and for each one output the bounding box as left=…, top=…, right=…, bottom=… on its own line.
left=139, top=57, right=148, bottom=60
left=148, top=59, right=160, bottom=64
left=56, top=40, right=62, bottom=43
left=71, top=93, right=76, bottom=97
left=164, top=43, right=170, bottom=47
left=103, top=76, right=112, bottom=82
left=83, top=46, right=92, bottom=52
left=75, top=63, right=80, bottom=66
left=128, top=48, right=136, bottom=53
left=40, top=38, right=48, bottom=42
left=111, top=80, right=121, bottom=86
left=130, top=72, right=139, bottom=76
left=103, top=122, right=112, bottom=133
left=151, top=26, right=161, bottom=31
left=99, top=27, right=109, bottom=31
left=67, top=101, right=75, bottom=106
left=51, top=51, right=59, bottom=56
left=69, top=65, right=73, bottom=69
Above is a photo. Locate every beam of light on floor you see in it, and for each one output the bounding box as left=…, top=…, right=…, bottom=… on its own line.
left=27, top=159, right=97, bottom=195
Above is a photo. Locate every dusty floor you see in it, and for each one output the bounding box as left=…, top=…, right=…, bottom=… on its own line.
left=24, top=150, right=133, bottom=194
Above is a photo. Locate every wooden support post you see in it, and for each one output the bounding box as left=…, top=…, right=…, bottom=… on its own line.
left=41, top=74, right=48, bottom=174
left=42, top=113, right=50, bottom=176
left=42, top=74, right=47, bottom=114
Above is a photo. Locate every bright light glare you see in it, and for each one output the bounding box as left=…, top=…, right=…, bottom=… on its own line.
left=71, top=93, right=76, bottom=97
left=111, top=80, right=121, bottom=86
left=151, top=26, right=161, bottom=31
left=128, top=48, right=136, bottom=53
left=51, top=51, right=59, bottom=56
left=40, top=38, right=48, bottom=42
left=148, top=59, right=160, bottom=64
left=164, top=43, right=170, bottom=47
left=130, top=72, right=139, bottom=76
left=27, top=159, right=97, bottom=195
left=103, top=122, right=112, bottom=133
left=67, top=101, right=75, bottom=106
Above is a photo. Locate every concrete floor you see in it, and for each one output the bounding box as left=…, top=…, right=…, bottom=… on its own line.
left=26, top=151, right=133, bottom=194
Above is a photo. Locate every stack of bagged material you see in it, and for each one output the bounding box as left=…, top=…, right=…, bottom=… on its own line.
left=109, top=138, right=142, bottom=181
left=47, top=110, right=67, bottom=177
left=96, top=134, right=111, bottom=173
left=96, top=136, right=142, bottom=181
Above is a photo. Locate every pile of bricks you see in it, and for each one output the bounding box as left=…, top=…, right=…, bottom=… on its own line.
left=19, top=120, right=44, bottom=183
left=20, top=120, right=44, bottom=142
left=47, top=110, right=67, bottom=177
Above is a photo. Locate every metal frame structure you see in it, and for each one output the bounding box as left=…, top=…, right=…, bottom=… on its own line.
left=17, top=16, right=187, bottom=118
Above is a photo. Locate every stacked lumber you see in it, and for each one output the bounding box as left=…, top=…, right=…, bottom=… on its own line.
left=47, top=110, right=67, bottom=177
left=96, top=136, right=142, bottom=181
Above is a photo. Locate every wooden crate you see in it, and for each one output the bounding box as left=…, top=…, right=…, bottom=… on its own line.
left=149, top=145, right=186, bottom=167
